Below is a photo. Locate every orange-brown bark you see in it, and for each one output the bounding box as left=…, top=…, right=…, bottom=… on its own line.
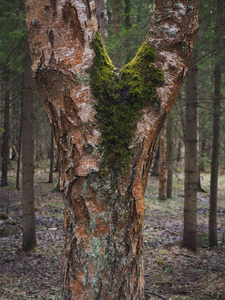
left=25, top=0, right=198, bottom=299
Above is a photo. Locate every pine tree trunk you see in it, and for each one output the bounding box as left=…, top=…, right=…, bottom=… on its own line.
left=167, top=112, right=174, bottom=199
left=151, top=139, right=159, bottom=176
left=113, top=0, right=121, bottom=35
left=183, top=49, right=198, bottom=251
left=177, top=139, right=182, bottom=165
left=11, top=100, right=19, bottom=161
left=48, top=130, right=54, bottom=183
left=159, top=120, right=167, bottom=200
left=197, top=119, right=204, bottom=192
left=209, top=61, right=221, bottom=247
left=25, top=0, right=198, bottom=297
left=209, top=0, right=223, bottom=248
left=22, top=36, right=36, bottom=251
left=16, top=108, right=22, bottom=190
left=96, top=0, right=106, bottom=44
left=125, top=0, right=131, bottom=29
left=200, top=138, right=206, bottom=172
left=1, top=69, right=10, bottom=186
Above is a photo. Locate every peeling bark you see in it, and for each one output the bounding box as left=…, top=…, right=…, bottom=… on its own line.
left=25, top=0, right=198, bottom=298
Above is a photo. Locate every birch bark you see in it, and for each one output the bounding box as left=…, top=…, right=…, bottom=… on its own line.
left=25, top=0, right=198, bottom=298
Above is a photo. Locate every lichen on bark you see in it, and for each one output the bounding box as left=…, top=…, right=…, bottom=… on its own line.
left=90, top=32, right=163, bottom=173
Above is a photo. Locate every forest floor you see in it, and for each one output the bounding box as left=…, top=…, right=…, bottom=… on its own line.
left=0, top=163, right=225, bottom=300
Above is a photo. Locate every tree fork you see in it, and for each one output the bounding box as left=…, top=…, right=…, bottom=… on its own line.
left=25, top=0, right=198, bottom=298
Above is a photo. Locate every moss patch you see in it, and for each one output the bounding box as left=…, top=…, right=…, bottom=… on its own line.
left=90, top=32, right=163, bottom=173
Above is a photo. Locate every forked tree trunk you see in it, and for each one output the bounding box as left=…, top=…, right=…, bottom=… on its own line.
left=183, top=49, right=198, bottom=251
left=25, top=0, right=198, bottom=298
left=158, top=120, right=167, bottom=200
left=22, top=36, right=36, bottom=251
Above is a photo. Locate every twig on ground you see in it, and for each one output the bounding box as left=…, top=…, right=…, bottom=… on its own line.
left=145, top=290, right=169, bottom=300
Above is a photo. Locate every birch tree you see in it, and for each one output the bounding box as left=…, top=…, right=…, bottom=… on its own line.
left=25, top=0, right=199, bottom=298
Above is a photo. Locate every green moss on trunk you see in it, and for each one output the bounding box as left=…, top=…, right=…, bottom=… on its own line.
left=90, top=32, right=163, bottom=173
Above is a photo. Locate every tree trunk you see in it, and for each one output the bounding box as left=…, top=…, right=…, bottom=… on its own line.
left=48, top=130, right=54, bottom=183
left=1, top=69, right=10, bottom=186
left=151, top=139, right=159, bottom=176
left=11, top=99, right=18, bottom=161
left=22, top=36, right=36, bottom=251
left=209, top=0, right=222, bottom=245
left=197, top=119, right=205, bottom=192
left=167, top=112, right=174, bottom=199
left=200, top=138, right=206, bottom=172
left=113, top=0, right=121, bottom=35
left=159, top=120, right=167, bottom=200
left=16, top=108, right=22, bottom=190
left=176, top=138, right=182, bottom=164
left=26, top=0, right=198, bottom=298
left=208, top=0, right=223, bottom=248
left=96, top=0, right=106, bottom=44
left=173, top=92, right=184, bottom=172
left=183, top=48, right=198, bottom=251
left=209, top=64, right=221, bottom=247
left=125, top=0, right=131, bottom=29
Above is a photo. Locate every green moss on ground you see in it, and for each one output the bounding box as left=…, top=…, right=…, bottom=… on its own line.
left=90, top=32, right=163, bottom=173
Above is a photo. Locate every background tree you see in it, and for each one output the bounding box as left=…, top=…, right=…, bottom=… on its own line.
left=106, top=0, right=154, bottom=67
left=0, top=0, right=25, bottom=187
left=48, top=130, right=54, bottom=183
left=21, top=36, right=36, bottom=251
left=183, top=48, right=198, bottom=252
left=125, top=0, right=131, bottom=29
left=25, top=0, right=198, bottom=298
left=96, top=0, right=106, bottom=44
left=158, top=120, right=167, bottom=200
left=151, top=140, right=159, bottom=176
left=113, top=0, right=121, bottom=35
left=166, top=111, right=174, bottom=199
left=209, top=0, right=223, bottom=247
left=1, top=69, right=10, bottom=186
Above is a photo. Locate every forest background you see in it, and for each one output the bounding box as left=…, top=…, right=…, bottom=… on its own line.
left=0, top=0, right=225, bottom=299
